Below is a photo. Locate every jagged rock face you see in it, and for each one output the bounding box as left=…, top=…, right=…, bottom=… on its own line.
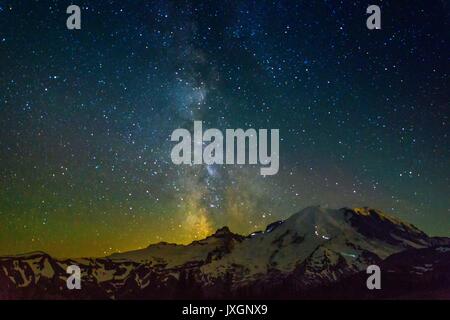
left=199, top=207, right=433, bottom=285
left=0, top=206, right=448, bottom=299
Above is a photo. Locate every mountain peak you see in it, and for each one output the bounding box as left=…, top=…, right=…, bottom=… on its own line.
left=214, top=226, right=232, bottom=235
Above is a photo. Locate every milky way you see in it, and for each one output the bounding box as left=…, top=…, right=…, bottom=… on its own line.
left=0, top=1, right=448, bottom=257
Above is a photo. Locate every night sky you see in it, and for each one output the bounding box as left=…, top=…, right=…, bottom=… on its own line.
left=0, top=0, right=448, bottom=257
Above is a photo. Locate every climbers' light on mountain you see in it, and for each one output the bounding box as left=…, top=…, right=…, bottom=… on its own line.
left=0, top=1, right=448, bottom=258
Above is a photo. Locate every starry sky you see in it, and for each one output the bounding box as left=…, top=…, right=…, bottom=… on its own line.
left=0, top=0, right=448, bottom=258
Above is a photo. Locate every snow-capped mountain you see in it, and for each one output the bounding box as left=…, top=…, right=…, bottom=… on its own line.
left=0, top=206, right=448, bottom=299
left=201, top=206, right=432, bottom=284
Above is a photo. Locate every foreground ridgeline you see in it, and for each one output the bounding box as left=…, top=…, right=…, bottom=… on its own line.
left=1, top=206, right=449, bottom=300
